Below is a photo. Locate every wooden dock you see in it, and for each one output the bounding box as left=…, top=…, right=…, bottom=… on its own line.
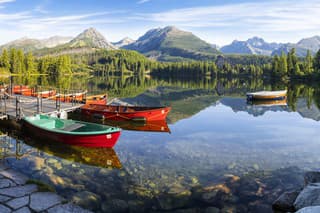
left=0, top=94, right=83, bottom=120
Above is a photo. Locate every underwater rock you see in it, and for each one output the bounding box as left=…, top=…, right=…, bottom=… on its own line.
left=201, top=184, right=231, bottom=205
left=204, top=206, right=220, bottom=213
left=304, top=171, right=320, bottom=186
left=294, top=183, right=320, bottom=210
left=71, top=191, right=101, bottom=211
left=272, top=190, right=300, bottom=212
left=296, top=206, right=320, bottom=213
left=157, top=185, right=191, bottom=211
left=47, top=158, right=58, bottom=164
left=29, top=157, right=45, bottom=171
left=101, top=199, right=129, bottom=213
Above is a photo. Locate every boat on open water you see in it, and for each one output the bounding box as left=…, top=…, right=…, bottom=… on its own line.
left=246, top=90, right=287, bottom=101
left=23, top=114, right=121, bottom=148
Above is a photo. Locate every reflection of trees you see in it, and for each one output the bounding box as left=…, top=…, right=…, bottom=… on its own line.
left=7, top=74, right=320, bottom=112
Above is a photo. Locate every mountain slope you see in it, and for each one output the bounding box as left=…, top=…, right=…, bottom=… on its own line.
left=34, top=28, right=117, bottom=56
left=220, top=37, right=281, bottom=56
left=123, top=26, right=219, bottom=61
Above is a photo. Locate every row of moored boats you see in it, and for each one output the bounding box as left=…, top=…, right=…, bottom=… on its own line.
left=7, top=85, right=171, bottom=148
left=6, top=85, right=287, bottom=149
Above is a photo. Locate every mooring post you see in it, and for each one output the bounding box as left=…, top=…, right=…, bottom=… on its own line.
left=4, top=95, right=6, bottom=116
left=40, top=94, right=43, bottom=113
left=16, top=96, right=21, bottom=119
left=37, top=96, right=40, bottom=114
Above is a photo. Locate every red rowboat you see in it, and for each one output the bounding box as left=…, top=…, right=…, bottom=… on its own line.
left=81, top=104, right=171, bottom=121
left=23, top=114, right=121, bottom=148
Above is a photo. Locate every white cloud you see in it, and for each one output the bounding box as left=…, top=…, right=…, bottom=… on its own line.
left=134, top=0, right=320, bottom=44
left=137, top=0, right=150, bottom=4
left=0, top=0, right=15, bottom=3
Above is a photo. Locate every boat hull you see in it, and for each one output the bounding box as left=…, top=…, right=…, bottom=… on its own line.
left=246, top=95, right=286, bottom=101
left=246, top=90, right=287, bottom=101
left=23, top=121, right=121, bottom=148
left=81, top=104, right=171, bottom=121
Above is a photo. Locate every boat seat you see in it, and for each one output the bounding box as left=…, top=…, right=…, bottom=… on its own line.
left=62, top=123, right=85, bottom=131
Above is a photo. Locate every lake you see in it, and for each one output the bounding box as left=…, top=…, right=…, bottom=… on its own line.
left=0, top=75, right=319, bottom=212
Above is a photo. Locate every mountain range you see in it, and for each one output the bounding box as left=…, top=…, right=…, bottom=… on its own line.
left=220, top=36, right=320, bottom=57
left=0, top=26, right=319, bottom=60
left=0, top=36, right=72, bottom=52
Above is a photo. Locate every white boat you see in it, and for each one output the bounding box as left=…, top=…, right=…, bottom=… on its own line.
left=246, top=90, right=287, bottom=100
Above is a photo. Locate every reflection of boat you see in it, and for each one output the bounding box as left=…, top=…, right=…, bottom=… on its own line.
left=23, top=139, right=122, bottom=169
left=103, top=119, right=171, bottom=133
left=83, top=94, right=107, bottom=105
left=22, top=114, right=121, bottom=148
left=246, top=90, right=287, bottom=100
left=247, top=99, right=287, bottom=107
left=81, top=104, right=171, bottom=121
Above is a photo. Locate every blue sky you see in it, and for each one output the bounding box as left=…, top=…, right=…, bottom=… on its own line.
left=0, top=0, right=320, bottom=46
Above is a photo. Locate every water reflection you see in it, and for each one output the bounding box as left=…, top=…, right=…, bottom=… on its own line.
left=0, top=75, right=320, bottom=212
left=23, top=139, right=122, bottom=169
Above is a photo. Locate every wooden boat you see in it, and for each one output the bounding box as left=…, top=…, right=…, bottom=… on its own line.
left=23, top=114, right=121, bottom=148
left=81, top=104, right=171, bottom=121
left=83, top=94, right=107, bottom=105
left=247, top=99, right=287, bottom=107
left=246, top=90, right=287, bottom=100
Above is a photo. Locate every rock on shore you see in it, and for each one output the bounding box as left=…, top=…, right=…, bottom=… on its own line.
left=273, top=171, right=320, bottom=212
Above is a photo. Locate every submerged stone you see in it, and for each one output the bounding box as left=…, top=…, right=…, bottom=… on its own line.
left=294, top=183, right=320, bottom=210
left=48, top=203, right=93, bottom=213
left=304, top=171, right=320, bottom=186
left=272, top=190, right=300, bottom=212
left=296, top=206, right=320, bottom=213
left=101, top=199, right=129, bottom=213
left=71, top=191, right=101, bottom=211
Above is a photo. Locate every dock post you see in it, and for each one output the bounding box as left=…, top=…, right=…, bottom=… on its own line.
left=16, top=96, right=20, bottom=119
left=40, top=95, right=43, bottom=113
left=37, top=96, right=40, bottom=114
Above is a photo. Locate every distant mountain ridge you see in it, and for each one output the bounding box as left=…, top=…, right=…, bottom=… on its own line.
left=0, top=36, right=72, bottom=52
left=220, top=37, right=282, bottom=56
left=221, top=36, right=320, bottom=57
left=1, top=26, right=320, bottom=59
left=271, top=36, right=320, bottom=57
left=112, top=37, right=135, bottom=48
